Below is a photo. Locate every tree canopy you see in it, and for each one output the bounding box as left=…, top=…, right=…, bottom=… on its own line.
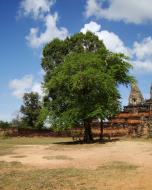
left=0, top=121, right=10, bottom=128
left=20, top=92, right=42, bottom=129
left=41, top=32, right=134, bottom=142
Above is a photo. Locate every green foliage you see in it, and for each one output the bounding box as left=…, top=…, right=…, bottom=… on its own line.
left=42, top=32, right=134, bottom=132
left=10, top=117, right=22, bottom=128
left=20, top=92, right=42, bottom=129
left=36, top=107, right=49, bottom=128
left=0, top=121, right=10, bottom=128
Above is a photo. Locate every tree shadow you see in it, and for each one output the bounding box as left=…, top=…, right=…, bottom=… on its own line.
left=98, top=138, right=120, bottom=144
left=53, top=137, right=120, bottom=145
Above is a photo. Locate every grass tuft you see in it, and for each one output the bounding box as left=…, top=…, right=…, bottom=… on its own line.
left=43, top=155, right=74, bottom=160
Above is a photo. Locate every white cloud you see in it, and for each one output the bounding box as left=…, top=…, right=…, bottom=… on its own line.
left=31, top=82, right=44, bottom=96
left=85, top=0, right=102, bottom=18
left=81, top=21, right=152, bottom=74
left=18, top=0, right=69, bottom=48
left=81, top=21, right=130, bottom=55
left=96, top=30, right=130, bottom=56
left=131, top=37, right=152, bottom=73
left=132, top=60, right=152, bottom=73
left=19, top=0, right=55, bottom=19
left=26, top=13, right=68, bottom=48
left=133, top=37, right=152, bottom=60
left=80, top=21, right=101, bottom=34
left=9, top=74, right=43, bottom=99
left=9, top=75, right=33, bottom=98
left=85, top=0, right=152, bottom=24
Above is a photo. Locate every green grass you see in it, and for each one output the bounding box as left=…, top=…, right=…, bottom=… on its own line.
left=11, top=155, right=26, bottom=158
left=99, top=161, right=138, bottom=171
left=0, top=136, right=72, bottom=145
left=0, top=142, right=16, bottom=156
left=0, top=136, right=148, bottom=189
left=43, top=155, right=74, bottom=160
left=0, top=137, right=72, bottom=157
left=0, top=161, right=138, bottom=190
left=0, top=136, right=113, bottom=156
left=0, top=146, right=14, bottom=156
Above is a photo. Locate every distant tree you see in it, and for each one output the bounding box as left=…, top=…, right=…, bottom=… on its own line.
left=20, top=92, right=42, bottom=129
left=41, top=32, right=134, bottom=143
left=11, top=113, right=22, bottom=128
left=35, top=107, right=49, bottom=129
left=0, top=121, right=10, bottom=128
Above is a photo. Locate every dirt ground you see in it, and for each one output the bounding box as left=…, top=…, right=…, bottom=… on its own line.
left=1, top=140, right=152, bottom=169
left=1, top=139, right=152, bottom=189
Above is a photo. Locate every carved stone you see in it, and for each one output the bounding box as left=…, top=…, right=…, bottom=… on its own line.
left=128, top=83, right=144, bottom=106
left=110, top=83, right=152, bottom=137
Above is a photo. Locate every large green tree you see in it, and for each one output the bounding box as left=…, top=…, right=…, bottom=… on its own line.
left=20, top=92, right=42, bottom=129
left=42, top=32, right=134, bottom=143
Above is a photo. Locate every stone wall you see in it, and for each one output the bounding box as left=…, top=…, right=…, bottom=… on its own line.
left=110, top=110, right=150, bottom=137
left=0, top=125, right=129, bottom=138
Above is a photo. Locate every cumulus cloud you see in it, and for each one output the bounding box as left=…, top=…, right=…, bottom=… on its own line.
left=9, top=75, right=33, bottom=98
left=133, top=37, right=152, bottom=60
left=96, top=31, right=130, bottom=56
left=9, top=74, right=43, bottom=99
left=19, top=0, right=68, bottom=48
left=31, top=82, right=43, bottom=95
left=131, top=37, right=152, bottom=73
left=26, top=13, right=68, bottom=48
left=85, top=0, right=152, bottom=24
left=81, top=21, right=152, bottom=74
left=132, top=60, right=152, bottom=73
left=80, top=21, right=101, bottom=34
left=19, top=0, right=55, bottom=19
left=81, top=21, right=130, bottom=55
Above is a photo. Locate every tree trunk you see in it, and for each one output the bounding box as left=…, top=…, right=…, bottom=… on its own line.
left=100, top=120, right=103, bottom=140
left=83, top=120, right=93, bottom=143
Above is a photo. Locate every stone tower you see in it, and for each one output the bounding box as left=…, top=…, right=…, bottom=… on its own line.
left=129, top=83, right=144, bottom=106
left=150, top=84, right=152, bottom=99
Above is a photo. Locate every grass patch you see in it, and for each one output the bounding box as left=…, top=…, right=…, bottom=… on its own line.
left=0, top=137, right=72, bottom=161
left=0, top=145, right=15, bottom=156
left=11, top=155, right=26, bottom=158
left=0, top=137, right=72, bottom=146
left=43, top=155, right=74, bottom=160
left=0, top=137, right=146, bottom=189
left=0, top=137, right=72, bottom=157
left=0, top=161, right=22, bottom=168
left=0, top=160, right=138, bottom=190
left=99, top=161, right=138, bottom=171
left=0, top=148, right=13, bottom=156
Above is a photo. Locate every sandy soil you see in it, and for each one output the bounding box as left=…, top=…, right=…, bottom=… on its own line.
left=1, top=140, right=152, bottom=170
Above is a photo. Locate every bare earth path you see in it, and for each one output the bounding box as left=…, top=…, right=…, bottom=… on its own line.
left=1, top=139, right=152, bottom=189
left=1, top=140, right=152, bottom=169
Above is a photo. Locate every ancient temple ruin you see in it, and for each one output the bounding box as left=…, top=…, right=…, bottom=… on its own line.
left=110, top=83, right=152, bottom=137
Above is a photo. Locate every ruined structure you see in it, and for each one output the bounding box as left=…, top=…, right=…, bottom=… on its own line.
left=128, top=83, right=144, bottom=106
left=110, top=83, right=152, bottom=137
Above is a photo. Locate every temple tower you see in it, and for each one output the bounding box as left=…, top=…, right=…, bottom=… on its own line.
left=150, top=84, right=152, bottom=99
left=129, top=83, right=144, bottom=106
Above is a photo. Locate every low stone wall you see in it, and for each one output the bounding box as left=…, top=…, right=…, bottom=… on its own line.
left=0, top=127, right=71, bottom=137
left=0, top=125, right=134, bottom=138
left=71, top=125, right=129, bottom=138
left=0, top=127, right=18, bottom=136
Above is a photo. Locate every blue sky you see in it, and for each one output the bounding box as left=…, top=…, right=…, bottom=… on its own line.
left=1, top=0, right=152, bottom=121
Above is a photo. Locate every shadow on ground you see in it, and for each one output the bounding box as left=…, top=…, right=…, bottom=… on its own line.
left=53, top=138, right=120, bottom=145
